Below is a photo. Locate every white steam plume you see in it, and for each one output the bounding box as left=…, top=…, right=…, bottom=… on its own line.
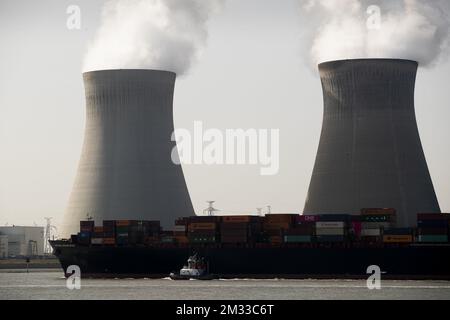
left=83, top=0, right=224, bottom=75
left=300, top=0, right=450, bottom=67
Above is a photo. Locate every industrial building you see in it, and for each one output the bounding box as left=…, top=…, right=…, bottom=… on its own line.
left=304, top=59, right=440, bottom=227
left=61, top=70, right=194, bottom=237
left=0, top=226, right=45, bottom=257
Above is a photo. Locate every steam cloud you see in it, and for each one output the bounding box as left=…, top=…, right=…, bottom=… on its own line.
left=300, top=0, right=450, bottom=67
left=83, top=0, right=224, bottom=75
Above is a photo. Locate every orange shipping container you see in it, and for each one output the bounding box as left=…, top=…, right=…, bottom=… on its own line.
left=174, top=236, right=189, bottom=244
left=116, top=220, right=131, bottom=227
left=189, top=223, right=216, bottom=231
left=269, top=236, right=283, bottom=244
left=93, top=226, right=104, bottom=233
left=383, top=235, right=413, bottom=243
left=103, top=238, right=116, bottom=245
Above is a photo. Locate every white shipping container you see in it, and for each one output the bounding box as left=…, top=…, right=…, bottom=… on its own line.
left=361, top=229, right=381, bottom=236
left=91, top=238, right=103, bottom=245
left=316, top=222, right=345, bottom=228
left=316, top=228, right=345, bottom=236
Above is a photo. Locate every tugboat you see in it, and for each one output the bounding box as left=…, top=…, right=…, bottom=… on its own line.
left=169, top=253, right=217, bottom=280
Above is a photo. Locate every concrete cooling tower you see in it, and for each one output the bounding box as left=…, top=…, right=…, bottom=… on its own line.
left=304, top=59, right=440, bottom=227
left=61, top=69, right=194, bottom=236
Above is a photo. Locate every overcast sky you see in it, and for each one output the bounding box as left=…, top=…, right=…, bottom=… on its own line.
left=1, top=0, right=449, bottom=230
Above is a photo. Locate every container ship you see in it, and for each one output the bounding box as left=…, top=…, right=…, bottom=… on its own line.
left=50, top=209, right=450, bottom=279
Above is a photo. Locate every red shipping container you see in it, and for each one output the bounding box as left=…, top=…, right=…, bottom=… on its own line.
left=351, top=222, right=362, bottom=236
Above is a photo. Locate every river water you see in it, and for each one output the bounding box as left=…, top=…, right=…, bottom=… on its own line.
left=0, top=270, right=449, bottom=300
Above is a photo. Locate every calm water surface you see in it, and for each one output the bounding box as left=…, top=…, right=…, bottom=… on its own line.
left=1, top=270, right=449, bottom=300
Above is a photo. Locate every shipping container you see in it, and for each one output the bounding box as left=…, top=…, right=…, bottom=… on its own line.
left=284, top=226, right=314, bottom=236
left=383, top=235, right=413, bottom=243
left=318, top=214, right=351, bottom=222
left=361, top=229, right=381, bottom=236
left=161, top=237, right=176, bottom=243
left=91, top=238, right=103, bottom=245
left=361, top=222, right=392, bottom=229
left=188, top=235, right=217, bottom=244
left=221, top=235, right=248, bottom=243
left=222, top=216, right=258, bottom=223
left=418, top=235, right=448, bottom=243
left=284, top=235, right=312, bottom=243
left=316, top=228, right=345, bottom=236
left=173, top=225, right=187, bottom=232
left=189, top=222, right=217, bottom=231
left=102, top=220, right=116, bottom=230
left=116, top=220, right=132, bottom=227
left=263, top=221, right=292, bottom=231
left=417, top=228, right=449, bottom=235
left=360, top=236, right=381, bottom=242
left=383, top=228, right=413, bottom=236
left=102, top=238, right=116, bottom=245
left=417, top=220, right=449, bottom=228
left=116, top=237, right=129, bottom=245
left=351, top=222, right=362, bottom=236
left=80, top=220, right=94, bottom=232
left=361, top=208, right=396, bottom=216
left=361, top=215, right=393, bottom=223
left=417, top=213, right=450, bottom=221
left=316, top=235, right=345, bottom=243
left=189, top=216, right=221, bottom=223
left=174, top=236, right=189, bottom=244
left=264, top=214, right=297, bottom=224
left=316, top=222, right=345, bottom=228
left=269, top=236, right=283, bottom=244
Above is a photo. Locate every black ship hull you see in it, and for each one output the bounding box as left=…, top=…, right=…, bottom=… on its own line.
left=51, top=242, right=450, bottom=280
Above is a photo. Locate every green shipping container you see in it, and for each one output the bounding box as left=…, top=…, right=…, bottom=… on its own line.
left=284, top=236, right=312, bottom=243
left=418, top=235, right=448, bottom=243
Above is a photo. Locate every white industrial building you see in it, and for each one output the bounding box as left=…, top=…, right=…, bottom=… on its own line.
left=0, top=226, right=45, bottom=257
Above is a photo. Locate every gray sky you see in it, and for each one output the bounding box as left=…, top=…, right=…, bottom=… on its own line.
left=1, top=0, right=449, bottom=230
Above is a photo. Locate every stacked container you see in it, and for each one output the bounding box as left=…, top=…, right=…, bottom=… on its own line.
left=188, top=216, right=219, bottom=244
left=383, top=228, right=414, bottom=243
left=220, top=216, right=261, bottom=244
left=91, top=226, right=104, bottom=245
left=115, top=220, right=131, bottom=245
left=315, top=215, right=349, bottom=243
left=350, top=215, right=362, bottom=240
left=360, top=208, right=396, bottom=242
left=417, top=214, right=450, bottom=243
left=78, top=221, right=94, bottom=245
left=173, top=217, right=189, bottom=244
left=285, top=215, right=318, bottom=243
left=263, top=214, right=296, bottom=242
left=102, top=220, right=116, bottom=245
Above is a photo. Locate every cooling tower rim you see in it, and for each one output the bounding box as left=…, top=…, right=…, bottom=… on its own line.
left=318, top=58, right=418, bottom=69
left=82, top=69, right=176, bottom=77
